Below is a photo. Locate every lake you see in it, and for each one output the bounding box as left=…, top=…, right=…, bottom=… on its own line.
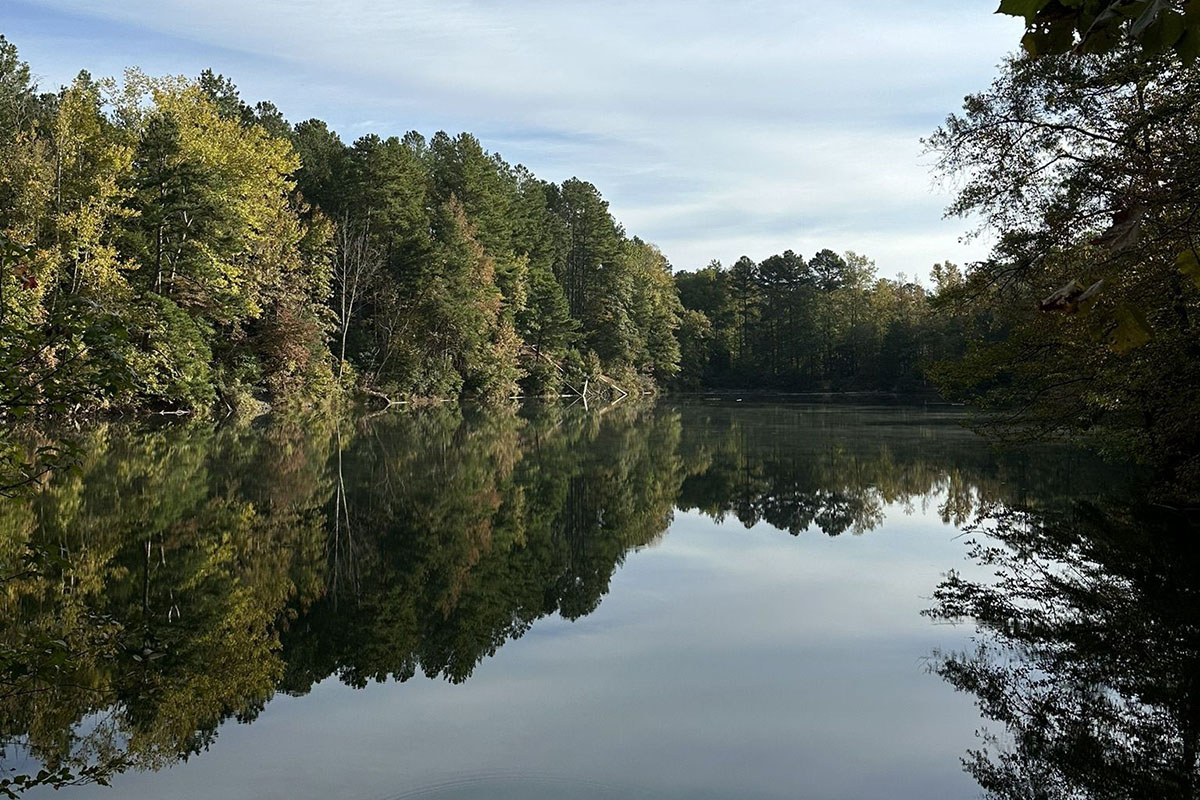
left=2, top=400, right=1195, bottom=799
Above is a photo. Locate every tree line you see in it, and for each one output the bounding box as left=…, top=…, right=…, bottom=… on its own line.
left=672, top=250, right=973, bottom=392
left=0, top=34, right=1042, bottom=418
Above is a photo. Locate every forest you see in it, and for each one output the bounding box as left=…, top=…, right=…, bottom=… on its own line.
left=0, top=34, right=955, bottom=416
left=672, top=252, right=968, bottom=392
left=2, top=0, right=1200, bottom=500
left=0, top=37, right=682, bottom=419
left=0, top=29, right=970, bottom=414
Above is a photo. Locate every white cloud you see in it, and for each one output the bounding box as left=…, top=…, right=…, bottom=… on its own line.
left=10, top=0, right=1023, bottom=276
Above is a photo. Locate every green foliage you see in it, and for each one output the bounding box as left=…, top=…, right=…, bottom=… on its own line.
left=0, top=37, right=683, bottom=419
left=674, top=309, right=714, bottom=391
left=673, top=250, right=958, bottom=392
left=133, top=294, right=215, bottom=408
left=926, top=46, right=1200, bottom=496
left=0, top=45, right=336, bottom=420
left=997, top=0, right=1200, bottom=61
left=518, top=262, right=577, bottom=355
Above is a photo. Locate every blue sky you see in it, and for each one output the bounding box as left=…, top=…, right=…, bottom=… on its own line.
left=5, top=1, right=1023, bottom=278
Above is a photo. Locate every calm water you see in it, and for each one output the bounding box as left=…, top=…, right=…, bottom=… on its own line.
left=2, top=400, right=1196, bottom=799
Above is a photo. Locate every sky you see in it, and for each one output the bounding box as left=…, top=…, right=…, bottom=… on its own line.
left=4, top=1, right=1024, bottom=278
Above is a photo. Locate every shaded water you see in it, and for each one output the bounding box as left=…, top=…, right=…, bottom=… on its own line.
left=1, top=401, right=1194, bottom=798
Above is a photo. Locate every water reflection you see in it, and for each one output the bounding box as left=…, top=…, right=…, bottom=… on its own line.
left=926, top=501, right=1200, bottom=799
left=674, top=403, right=1099, bottom=534
left=0, top=401, right=1133, bottom=796
left=282, top=404, right=685, bottom=692
left=0, top=418, right=333, bottom=796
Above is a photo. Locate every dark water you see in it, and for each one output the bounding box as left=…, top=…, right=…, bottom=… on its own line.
left=1, top=400, right=1195, bottom=799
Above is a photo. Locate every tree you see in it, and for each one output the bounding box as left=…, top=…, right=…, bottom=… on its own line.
left=727, top=255, right=760, bottom=369
left=518, top=262, right=576, bottom=354
left=553, top=179, right=632, bottom=368
left=624, top=238, right=681, bottom=382
left=926, top=47, right=1200, bottom=496
left=757, top=250, right=808, bottom=379
left=126, top=110, right=223, bottom=300
left=428, top=198, right=523, bottom=401
left=331, top=214, right=382, bottom=379
left=674, top=309, right=714, bottom=390
left=427, top=131, right=515, bottom=258
left=292, top=119, right=351, bottom=216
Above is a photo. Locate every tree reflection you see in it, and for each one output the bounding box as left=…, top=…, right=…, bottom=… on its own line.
left=0, top=401, right=1112, bottom=794
left=280, top=402, right=686, bottom=691
left=673, top=403, right=1106, bottom=535
left=0, top=417, right=335, bottom=795
left=926, top=501, right=1200, bottom=799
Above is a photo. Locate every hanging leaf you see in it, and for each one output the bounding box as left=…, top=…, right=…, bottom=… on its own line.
left=1106, top=304, right=1152, bottom=353
left=1091, top=205, right=1147, bottom=251
left=1177, top=247, right=1200, bottom=289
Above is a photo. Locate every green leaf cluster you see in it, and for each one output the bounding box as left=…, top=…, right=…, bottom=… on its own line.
left=997, top=0, right=1200, bottom=61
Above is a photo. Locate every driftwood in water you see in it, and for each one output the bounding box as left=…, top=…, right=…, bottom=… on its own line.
left=592, top=372, right=629, bottom=399
left=521, top=346, right=630, bottom=399
left=363, top=387, right=401, bottom=408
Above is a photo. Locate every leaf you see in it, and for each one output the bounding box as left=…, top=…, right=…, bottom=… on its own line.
left=1131, top=0, right=1173, bottom=37
left=998, top=0, right=1055, bottom=22
left=1107, top=304, right=1152, bottom=353
left=1177, top=247, right=1200, bottom=289
left=1091, top=205, right=1147, bottom=251
left=1140, top=8, right=1187, bottom=53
